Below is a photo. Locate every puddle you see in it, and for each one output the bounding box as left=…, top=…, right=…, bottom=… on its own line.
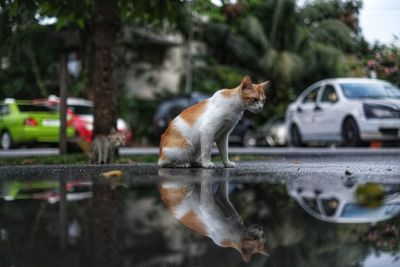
left=0, top=167, right=399, bottom=267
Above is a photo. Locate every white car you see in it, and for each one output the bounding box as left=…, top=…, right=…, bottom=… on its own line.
left=285, top=78, right=400, bottom=146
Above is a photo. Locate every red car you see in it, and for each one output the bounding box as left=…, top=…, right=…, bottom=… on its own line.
left=33, top=96, right=132, bottom=144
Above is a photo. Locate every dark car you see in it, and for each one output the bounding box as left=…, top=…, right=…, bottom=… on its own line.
left=153, top=92, right=257, bottom=147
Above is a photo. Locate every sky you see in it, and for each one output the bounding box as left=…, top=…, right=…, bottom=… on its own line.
left=359, top=0, right=400, bottom=45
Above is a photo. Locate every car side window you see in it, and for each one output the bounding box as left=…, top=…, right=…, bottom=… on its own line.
left=0, top=104, right=9, bottom=115
left=321, top=85, right=338, bottom=103
left=302, top=87, right=319, bottom=104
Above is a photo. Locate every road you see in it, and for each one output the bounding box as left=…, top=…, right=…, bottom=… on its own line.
left=1, top=146, right=400, bottom=158
left=0, top=154, right=398, bottom=181
left=0, top=147, right=399, bottom=181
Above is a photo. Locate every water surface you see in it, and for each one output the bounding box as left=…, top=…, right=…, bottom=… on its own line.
left=0, top=165, right=399, bottom=267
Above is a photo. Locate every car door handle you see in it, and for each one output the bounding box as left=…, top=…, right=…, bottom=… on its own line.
left=314, top=106, right=322, bottom=112
left=296, top=107, right=303, bottom=113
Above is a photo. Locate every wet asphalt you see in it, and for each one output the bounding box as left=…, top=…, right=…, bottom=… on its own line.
left=0, top=152, right=398, bottom=183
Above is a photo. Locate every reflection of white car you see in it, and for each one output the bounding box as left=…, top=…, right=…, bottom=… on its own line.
left=286, top=176, right=400, bottom=223
left=285, top=78, right=400, bottom=146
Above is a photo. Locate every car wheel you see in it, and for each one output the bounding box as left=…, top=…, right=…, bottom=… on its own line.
left=242, top=130, right=257, bottom=147
left=342, top=117, right=361, bottom=147
left=1, top=131, right=13, bottom=150
left=290, top=124, right=303, bottom=147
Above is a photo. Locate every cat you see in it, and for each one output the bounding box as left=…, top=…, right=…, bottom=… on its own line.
left=158, top=75, right=269, bottom=168
left=159, top=168, right=267, bottom=263
left=89, top=128, right=126, bottom=164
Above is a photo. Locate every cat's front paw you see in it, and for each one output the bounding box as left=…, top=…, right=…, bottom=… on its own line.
left=223, top=161, right=236, bottom=168
left=202, top=162, right=216, bottom=169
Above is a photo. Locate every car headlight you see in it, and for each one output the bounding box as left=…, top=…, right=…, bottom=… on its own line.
left=276, top=126, right=286, bottom=139
left=157, top=118, right=167, bottom=128
left=363, top=103, right=400, bottom=119
left=85, top=123, right=93, bottom=131
left=117, top=119, right=127, bottom=131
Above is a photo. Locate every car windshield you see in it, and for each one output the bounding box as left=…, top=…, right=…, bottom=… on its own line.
left=69, top=105, right=93, bottom=115
left=340, top=82, right=400, bottom=99
left=17, top=105, right=53, bottom=112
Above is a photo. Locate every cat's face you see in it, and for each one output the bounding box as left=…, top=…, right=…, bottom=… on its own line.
left=108, top=131, right=126, bottom=147
left=240, top=76, right=269, bottom=113
left=240, top=224, right=267, bottom=263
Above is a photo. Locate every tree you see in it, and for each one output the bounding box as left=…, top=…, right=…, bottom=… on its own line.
left=193, top=0, right=366, bottom=122
left=0, top=2, right=61, bottom=99
left=1, top=0, right=183, bottom=139
left=91, top=0, right=120, bottom=136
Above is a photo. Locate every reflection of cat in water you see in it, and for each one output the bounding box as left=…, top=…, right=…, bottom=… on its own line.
left=159, top=169, right=267, bottom=263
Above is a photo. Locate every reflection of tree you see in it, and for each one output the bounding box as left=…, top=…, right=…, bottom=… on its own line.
left=0, top=178, right=94, bottom=266
left=91, top=179, right=120, bottom=267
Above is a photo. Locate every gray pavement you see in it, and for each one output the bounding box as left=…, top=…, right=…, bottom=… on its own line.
left=0, top=147, right=399, bottom=183
left=0, top=152, right=398, bottom=182
left=1, top=146, right=400, bottom=158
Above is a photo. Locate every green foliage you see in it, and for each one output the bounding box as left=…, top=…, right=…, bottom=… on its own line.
left=261, top=49, right=305, bottom=85
left=0, top=4, right=60, bottom=99
left=192, top=0, right=224, bottom=23
left=302, top=0, right=363, bottom=24
left=192, top=64, right=246, bottom=94
left=238, top=15, right=269, bottom=50
left=38, top=0, right=92, bottom=30
left=195, top=0, right=370, bottom=122
left=120, top=0, right=183, bottom=27
left=310, top=19, right=354, bottom=51
left=302, top=42, right=348, bottom=81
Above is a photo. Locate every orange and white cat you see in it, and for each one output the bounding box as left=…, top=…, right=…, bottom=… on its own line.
left=159, top=76, right=269, bottom=168
left=159, top=169, right=267, bottom=263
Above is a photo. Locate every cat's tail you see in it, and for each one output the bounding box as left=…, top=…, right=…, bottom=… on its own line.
left=158, top=146, right=194, bottom=168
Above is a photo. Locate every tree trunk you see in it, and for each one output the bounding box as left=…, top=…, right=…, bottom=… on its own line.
left=81, top=24, right=96, bottom=101
left=92, top=0, right=120, bottom=136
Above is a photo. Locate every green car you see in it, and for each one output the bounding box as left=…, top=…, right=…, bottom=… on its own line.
left=0, top=98, right=75, bottom=149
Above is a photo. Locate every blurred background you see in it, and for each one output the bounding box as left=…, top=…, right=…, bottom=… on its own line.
left=0, top=0, right=399, bottom=150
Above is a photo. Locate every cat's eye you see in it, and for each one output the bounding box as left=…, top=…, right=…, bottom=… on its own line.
left=251, top=97, right=258, bottom=102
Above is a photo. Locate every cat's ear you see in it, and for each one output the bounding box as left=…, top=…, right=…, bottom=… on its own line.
left=241, top=75, right=253, bottom=91
left=258, top=81, right=270, bottom=91
left=257, top=248, right=269, bottom=256
left=109, top=127, right=117, bottom=134
left=240, top=249, right=253, bottom=263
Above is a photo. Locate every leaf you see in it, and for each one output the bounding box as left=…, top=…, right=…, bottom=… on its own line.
left=355, top=183, right=384, bottom=208
left=239, top=15, right=269, bottom=50
left=101, top=170, right=124, bottom=177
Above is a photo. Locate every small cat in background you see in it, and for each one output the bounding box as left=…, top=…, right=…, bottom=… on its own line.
left=159, top=75, right=269, bottom=168
left=89, top=128, right=125, bottom=164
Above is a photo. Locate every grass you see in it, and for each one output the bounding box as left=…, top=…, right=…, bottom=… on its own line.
left=0, top=154, right=158, bottom=166
left=0, top=153, right=270, bottom=166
